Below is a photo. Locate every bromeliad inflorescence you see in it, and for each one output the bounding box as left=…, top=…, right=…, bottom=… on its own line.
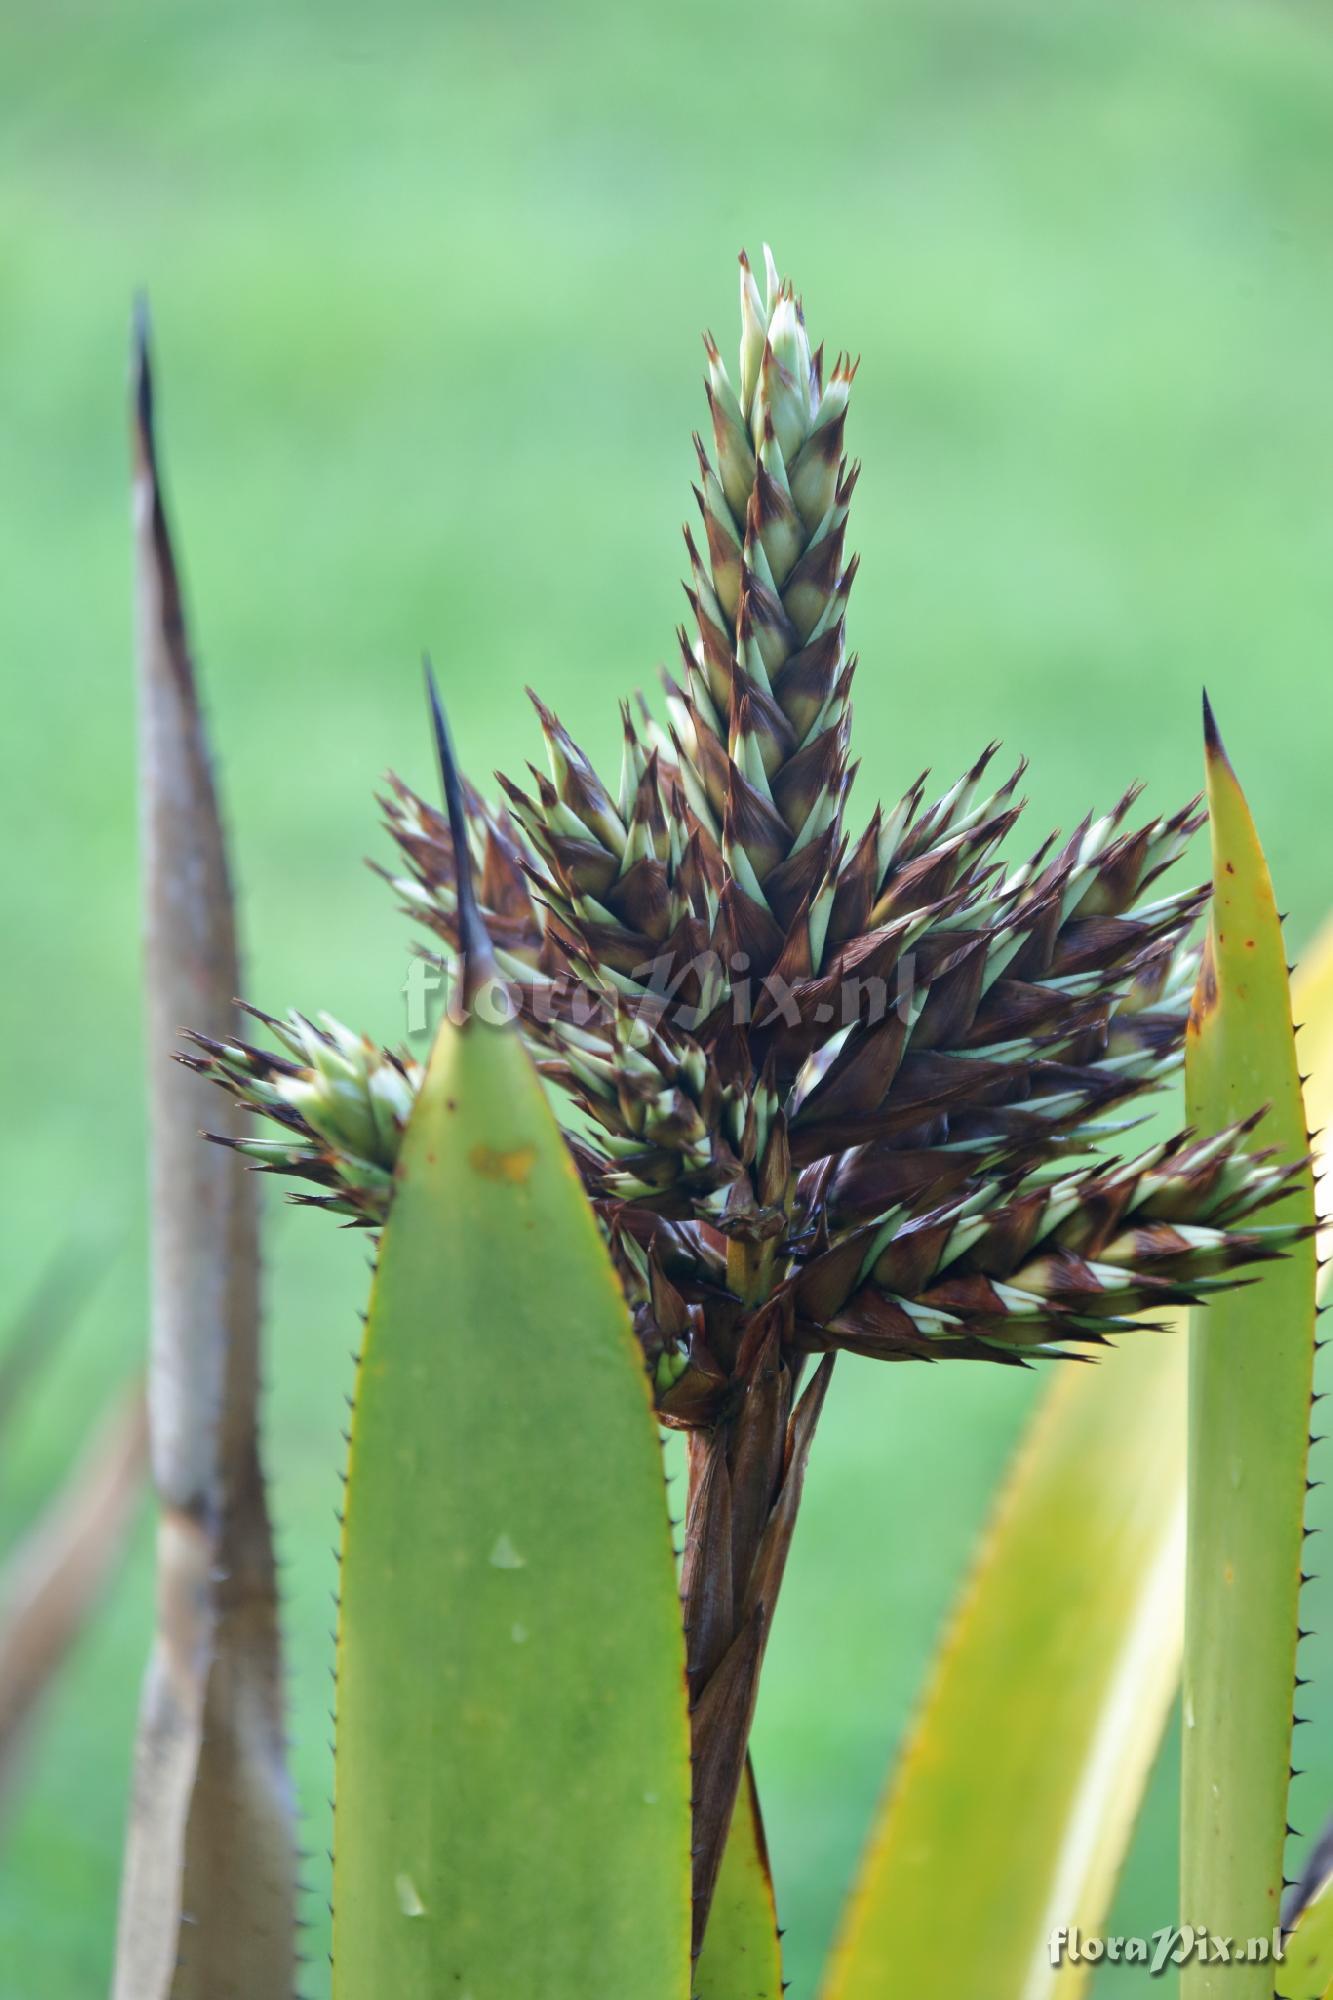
left=183, top=246, right=1305, bottom=1947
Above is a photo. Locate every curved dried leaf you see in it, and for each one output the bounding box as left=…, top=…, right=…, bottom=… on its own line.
left=113, top=307, right=297, bottom=2000
left=0, top=1388, right=147, bottom=1810
left=0, top=1252, right=104, bottom=1451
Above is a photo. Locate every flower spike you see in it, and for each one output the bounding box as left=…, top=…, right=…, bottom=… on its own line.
left=192, top=250, right=1303, bottom=1954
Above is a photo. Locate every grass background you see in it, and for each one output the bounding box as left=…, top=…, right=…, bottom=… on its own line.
left=3, top=0, right=1333, bottom=1992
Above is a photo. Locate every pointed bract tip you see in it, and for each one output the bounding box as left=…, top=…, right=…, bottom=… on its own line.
left=1201, top=686, right=1239, bottom=780
left=131, top=291, right=156, bottom=456
left=422, top=656, right=497, bottom=1009
left=132, top=289, right=152, bottom=364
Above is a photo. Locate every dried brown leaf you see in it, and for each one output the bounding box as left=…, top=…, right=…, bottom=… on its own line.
left=112, top=304, right=297, bottom=2000
left=0, top=1387, right=147, bottom=1811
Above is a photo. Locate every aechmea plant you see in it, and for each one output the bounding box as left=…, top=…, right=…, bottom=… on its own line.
left=185, top=247, right=1307, bottom=1948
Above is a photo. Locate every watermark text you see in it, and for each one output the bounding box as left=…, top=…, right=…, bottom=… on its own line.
left=1049, top=1926, right=1284, bottom=1975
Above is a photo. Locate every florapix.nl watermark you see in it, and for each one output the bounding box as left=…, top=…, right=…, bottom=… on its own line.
left=402, top=944, right=921, bottom=1040
left=1049, top=1926, right=1285, bottom=1975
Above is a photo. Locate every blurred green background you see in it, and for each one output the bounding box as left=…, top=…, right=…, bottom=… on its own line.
left=3, top=0, right=1332, bottom=1992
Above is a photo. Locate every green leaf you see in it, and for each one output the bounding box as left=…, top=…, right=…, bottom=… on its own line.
left=820, top=1330, right=1188, bottom=2000
left=693, top=1759, right=782, bottom=2000
left=331, top=997, right=692, bottom=1998
left=1277, top=1869, right=1333, bottom=2000
left=1182, top=698, right=1318, bottom=1996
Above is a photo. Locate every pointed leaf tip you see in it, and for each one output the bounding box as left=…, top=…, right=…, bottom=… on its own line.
left=1201, top=688, right=1233, bottom=773
left=422, top=657, right=497, bottom=1009
left=130, top=294, right=156, bottom=464
left=131, top=289, right=151, bottom=362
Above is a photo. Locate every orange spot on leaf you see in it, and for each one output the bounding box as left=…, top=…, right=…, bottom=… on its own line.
left=1189, top=932, right=1219, bottom=1035
left=468, top=1143, right=537, bottom=1185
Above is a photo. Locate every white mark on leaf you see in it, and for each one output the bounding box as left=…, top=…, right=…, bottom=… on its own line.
left=395, top=1873, right=425, bottom=1918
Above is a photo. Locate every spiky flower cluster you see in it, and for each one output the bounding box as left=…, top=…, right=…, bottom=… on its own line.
left=195, top=246, right=1298, bottom=1397
left=184, top=1005, right=419, bottom=1221
left=187, top=248, right=1304, bottom=1943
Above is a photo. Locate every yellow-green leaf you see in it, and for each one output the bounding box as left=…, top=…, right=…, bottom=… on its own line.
left=1271, top=919, right=1333, bottom=2000
left=1182, top=700, right=1319, bottom=1997
left=331, top=994, right=692, bottom=1997
left=820, top=1329, right=1187, bottom=2000
left=820, top=879, right=1333, bottom=2000
left=1277, top=1866, right=1333, bottom=2000
left=693, top=1760, right=782, bottom=2000
left=1294, top=915, right=1333, bottom=1257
